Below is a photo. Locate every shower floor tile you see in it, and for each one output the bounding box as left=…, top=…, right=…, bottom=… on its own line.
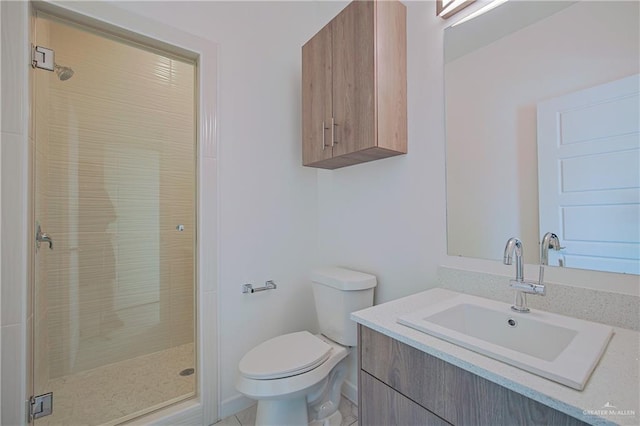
left=38, top=343, right=195, bottom=426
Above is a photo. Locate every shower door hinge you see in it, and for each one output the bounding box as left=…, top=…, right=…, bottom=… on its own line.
left=32, top=45, right=55, bottom=71
left=29, top=392, right=53, bottom=421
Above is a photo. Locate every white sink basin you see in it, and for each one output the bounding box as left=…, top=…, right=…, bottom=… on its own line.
left=397, top=293, right=613, bottom=390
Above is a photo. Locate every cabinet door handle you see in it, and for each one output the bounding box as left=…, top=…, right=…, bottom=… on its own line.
left=322, top=121, right=330, bottom=151
left=332, top=117, right=338, bottom=147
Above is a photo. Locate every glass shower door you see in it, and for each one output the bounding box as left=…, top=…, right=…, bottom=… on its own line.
left=32, top=13, right=197, bottom=425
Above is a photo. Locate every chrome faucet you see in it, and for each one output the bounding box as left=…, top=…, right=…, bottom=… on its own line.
left=537, top=232, right=562, bottom=292
left=503, top=237, right=545, bottom=313
left=541, top=232, right=561, bottom=266
left=503, top=237, right=524, bottom=280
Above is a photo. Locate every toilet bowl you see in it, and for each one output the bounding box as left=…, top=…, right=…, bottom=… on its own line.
left=237, top=332, right=349, bottom=425
left=235, top=267, right=377, bottom=426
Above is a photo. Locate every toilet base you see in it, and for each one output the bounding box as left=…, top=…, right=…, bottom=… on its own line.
left=310, top=410, right=342, bottom=426
left=254, top=398, right=343, bottom=426
left=255, top=397, right=308, bottom=426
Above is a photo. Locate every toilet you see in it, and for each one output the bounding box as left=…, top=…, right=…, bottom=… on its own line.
left=236, top=267, right=377, bottom=426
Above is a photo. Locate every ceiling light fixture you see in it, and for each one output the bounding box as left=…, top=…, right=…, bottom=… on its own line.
left=451, top=0, right=510, bottom=27
left=437, top=0, right=477, bottom=19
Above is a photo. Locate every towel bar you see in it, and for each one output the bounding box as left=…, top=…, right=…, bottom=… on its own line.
left=242, top=280, right=277, bottom=294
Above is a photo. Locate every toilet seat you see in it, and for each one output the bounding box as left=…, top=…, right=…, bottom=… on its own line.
left=239, top=331, right=331, bottom=380
left=236, top=334, right=350, bottom=401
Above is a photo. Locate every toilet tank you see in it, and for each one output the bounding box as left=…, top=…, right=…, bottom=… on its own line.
left=311, top=267, right=377, bottom=346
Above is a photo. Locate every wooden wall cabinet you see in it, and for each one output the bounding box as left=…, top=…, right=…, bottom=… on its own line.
left=302, top=0, right=407, bottom=169
left=358, top=325, right=588, bottom=426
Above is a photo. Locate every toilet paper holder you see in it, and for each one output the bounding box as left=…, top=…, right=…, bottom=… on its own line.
left=242, top=280, right=277, bottom=294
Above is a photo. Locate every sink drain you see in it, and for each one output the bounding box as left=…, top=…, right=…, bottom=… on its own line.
left=507, top=318, right=518, bottom=327
left=179, top=368, right=195, bottom=376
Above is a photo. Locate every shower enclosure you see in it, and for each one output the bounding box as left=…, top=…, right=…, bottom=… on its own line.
left=31, top=13, right=197, bottom=425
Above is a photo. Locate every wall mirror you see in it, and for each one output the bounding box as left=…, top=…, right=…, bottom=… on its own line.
left=445, top=0, right=639, bottom=274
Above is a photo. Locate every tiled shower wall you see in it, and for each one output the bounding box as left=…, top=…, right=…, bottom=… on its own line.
left=34, top=16, right=196, bottom=379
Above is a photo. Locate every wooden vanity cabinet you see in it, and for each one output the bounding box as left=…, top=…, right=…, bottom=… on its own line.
left=302, top=0, right=407, bottom=169
left=358, top=325, right=588, bottom=426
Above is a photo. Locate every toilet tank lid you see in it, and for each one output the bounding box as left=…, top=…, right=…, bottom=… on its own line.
left=311, top=267, right=377, bottom=291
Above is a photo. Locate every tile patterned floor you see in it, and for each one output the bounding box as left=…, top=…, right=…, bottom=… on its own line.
left=38, top=343, right=195, bottom=426
left=215, top=396, right=358, bottom=426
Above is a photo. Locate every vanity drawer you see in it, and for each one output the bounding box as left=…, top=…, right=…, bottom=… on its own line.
left=359, top=325, right=587, bottom=426
left=361, top=371, right=451, bottom=426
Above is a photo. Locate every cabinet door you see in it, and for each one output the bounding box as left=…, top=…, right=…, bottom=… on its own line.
left=302, top=23, right=333, bottom=166
left=360, top=371, right=451, bottom=426
left=332, top=0, right=376, bottom=158
left=360, top=326, right=589, bottom=426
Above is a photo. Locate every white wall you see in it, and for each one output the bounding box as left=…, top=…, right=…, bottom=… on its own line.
left=1, top=1, right=30, bottom=424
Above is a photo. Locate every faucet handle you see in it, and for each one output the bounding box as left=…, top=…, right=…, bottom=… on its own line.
left=509, top=279, right=545, bottom=296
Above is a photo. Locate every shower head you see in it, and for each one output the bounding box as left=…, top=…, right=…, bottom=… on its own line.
left=54, top=63, right=74, bottom=81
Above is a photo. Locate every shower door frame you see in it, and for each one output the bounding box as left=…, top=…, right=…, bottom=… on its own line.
left=3, top=1, right=218, bottom=424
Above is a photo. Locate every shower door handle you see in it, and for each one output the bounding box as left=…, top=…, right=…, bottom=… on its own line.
left=36, top=225, right=53, bottom=250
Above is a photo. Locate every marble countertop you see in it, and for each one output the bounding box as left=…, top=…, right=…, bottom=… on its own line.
left=351, top=288, right=640, bottom=426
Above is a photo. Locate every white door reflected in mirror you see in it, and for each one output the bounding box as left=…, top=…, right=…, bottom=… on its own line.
left=537, top=75, right=640, bottom=275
